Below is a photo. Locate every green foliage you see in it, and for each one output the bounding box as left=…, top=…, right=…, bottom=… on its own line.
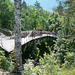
left=38, top=53, right=59, bottom=75
left=23, top=53, right=59, bottom=75
left=21, top=1, right=63, bottom=32
left=23, top=53, right=75, bottom=75
left=63, top=52, right=75, bottom=67
left=0, top=48, right=14, bottom=71
left=54, top=30, right=75, bottom=65
left=22, top=37, right=55, bottom=62
left=34, top=0, right=41, bottom=10
left=64, top=0, right=75, bottom=17
left=59, top=67, right=75, bottom=75
left=0, top=0, right=14, bottom=30
left=23, top=59, right=34, bottom=74
left=54, top=0, right=75, bottom=67
left=53, top=1, right=64, bottom=15
left=49, top=12, right=63, bottom=32
left=21, top=4, right=51, bottom=31
left=0, top=0, right=62, bottom=32
left=22, top=1, right=27, bottom=9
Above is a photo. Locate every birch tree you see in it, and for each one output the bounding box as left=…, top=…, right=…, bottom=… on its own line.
left=14, top=0, right=22, bottom=74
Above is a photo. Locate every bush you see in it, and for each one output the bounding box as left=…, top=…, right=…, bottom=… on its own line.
left=63, top=52, right=75, bottom=68
left=38, top=53, right=60, bottom=75
left=0, top=48, right=14, bottom=71
left=23, top=59, right=34, bottom=74
left=23, top=53, right=60, bottom=75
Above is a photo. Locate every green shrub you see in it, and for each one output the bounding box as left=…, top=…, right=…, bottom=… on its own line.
left=38, top=53, right=60, bottom=75
left=23, top=59, right=34, bottom=74
left=63, top=52, right=75, bottom=68
left=0, top=48, right=14, bottom=71
left=23, top=53, right=60, bottom=75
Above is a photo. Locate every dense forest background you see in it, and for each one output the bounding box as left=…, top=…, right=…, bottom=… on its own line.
left=0, top=0, right=75, bottom=75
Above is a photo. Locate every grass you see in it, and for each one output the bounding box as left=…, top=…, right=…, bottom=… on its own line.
left=59, top=67, right=75, bottom=75
left=0, top=67, right=75, bottom=75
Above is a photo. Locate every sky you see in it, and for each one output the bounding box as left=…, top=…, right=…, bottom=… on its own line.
left=11, top=0, right=58, bottom=12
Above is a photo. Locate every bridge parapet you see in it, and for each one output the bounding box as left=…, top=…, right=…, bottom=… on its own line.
left=10, top=30, right=53, bottom=39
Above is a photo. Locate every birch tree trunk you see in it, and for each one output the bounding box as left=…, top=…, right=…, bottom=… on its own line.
left=14, top=0, right=22, bottom=74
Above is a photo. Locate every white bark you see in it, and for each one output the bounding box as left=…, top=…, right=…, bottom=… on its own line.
left=14, top=0, right=22, bottom=73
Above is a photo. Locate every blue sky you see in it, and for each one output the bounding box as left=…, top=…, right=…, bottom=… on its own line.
left=11, top=0, right=58, bottom=12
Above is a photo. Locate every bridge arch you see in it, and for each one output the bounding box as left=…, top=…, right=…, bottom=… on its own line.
left=22, top=36, right=56, bottom=62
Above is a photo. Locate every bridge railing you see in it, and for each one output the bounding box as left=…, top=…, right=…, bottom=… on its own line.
left=0, top=29, right=57, bottom=39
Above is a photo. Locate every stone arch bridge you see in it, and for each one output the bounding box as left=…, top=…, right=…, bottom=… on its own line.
left=0, top=30, right=57, bottom=52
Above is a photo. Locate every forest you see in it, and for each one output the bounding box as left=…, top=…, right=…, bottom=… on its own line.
left=0, top=0, right=75, bottom=75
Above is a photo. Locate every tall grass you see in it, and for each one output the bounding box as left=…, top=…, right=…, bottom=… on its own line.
left=59, top=67, right=75, bottom=75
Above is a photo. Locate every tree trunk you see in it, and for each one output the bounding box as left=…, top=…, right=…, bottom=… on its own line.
left=14, top=0, right=22, bottom=74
